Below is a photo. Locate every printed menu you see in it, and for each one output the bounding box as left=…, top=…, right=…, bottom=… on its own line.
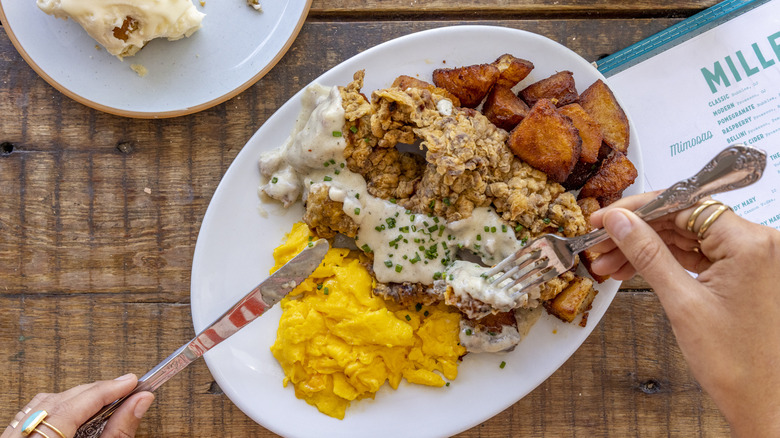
left=597, top=0, right=780, bottom=229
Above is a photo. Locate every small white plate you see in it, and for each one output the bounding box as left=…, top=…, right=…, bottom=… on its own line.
left=190, top=25, right=644, bottom=438
left=0, top=0, right=310, bottom=118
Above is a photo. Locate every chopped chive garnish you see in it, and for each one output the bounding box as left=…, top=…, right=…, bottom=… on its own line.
left=500, top=361, right=506, bottom=369
left=324, top=287, right=329, bottom=295
left=543, top=218, right=551, bottom=224
left=424, top=310, right=429, bottom=316
left=361, top=243, right=372, bottom=253
left=502, top=225, right=507, bottom=232
left=334, top=169, right=340, bottom=175
left=332, top=131, right=342, bottom=137
left=349, top=126, right=358, bottom=133
left=384, top=260, right=393, bottom=268
left=433, top=272, right=442, bottom=280
left=395, top=265, right=403, bottom=273
left=491, top=226, right=496, bottom=233
left=390, top=198, right=397, bottom=204
left=355, top=193, right=359, bottom=198
left=443, top=198, right=451, bottom=206
left=476, top=234, right=482, bottom=241
left=324, top=176, right=332, bottom=181
left=415, top=303, right=423, bottom=311
left=317, top=283, right=323, bottom=290
left=515, top=224, right=523, bottom=232
left=484, top=226, right=490, bottom=232
left=405, top=314, right=411, bottom=321
left=354, top=208, right=361, bottom=215
left=465, top=329, right=473, bottom=336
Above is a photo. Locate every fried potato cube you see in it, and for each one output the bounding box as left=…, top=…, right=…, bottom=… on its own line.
left=579, top=150, right=637, bottom=206
left=562, top=159, right=598, bottom=190
left=579, top=79, right=630, bottom=153
left=432, top=63, right=500, bottom=108
left=491, top=54, right=534, bottom=88
left=575, top=196, right=611, bottom=283
left=507, top=98, right=581, bottom=183
left=558, top=103, right=601, bottom=164
left=482, top=84, right=530, bottom=131
left=518, top=70, right=579, bottom=107
left=544, top=276, right=597, bottom=323
left=392, top=75, right=462, bottom=107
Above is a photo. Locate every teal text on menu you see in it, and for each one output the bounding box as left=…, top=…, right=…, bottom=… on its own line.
left=701, top=30, right=780, bottom=93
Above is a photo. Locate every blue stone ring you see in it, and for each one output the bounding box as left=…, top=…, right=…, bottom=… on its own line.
left=20, top=410, right=67, bottom=438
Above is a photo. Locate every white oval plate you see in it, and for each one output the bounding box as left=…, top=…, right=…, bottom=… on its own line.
left=0, top=0, right=310, bottom=118
left=190, top=25, right=644, bottom=438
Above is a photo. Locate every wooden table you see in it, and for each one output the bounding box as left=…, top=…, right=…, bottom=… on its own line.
left=0, top=1, right=732, bottom=436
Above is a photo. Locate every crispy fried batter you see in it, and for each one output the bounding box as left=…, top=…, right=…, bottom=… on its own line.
left=432, top=63, right=500, bottom=108
left=579, top=150, right=637, bottom=206
left=519, top=71, right=579, bottom=107
left=579, top=79, right=630, bottom=153
left=482, top=84, right=529, bottom=131
left=507, top=99, right=582, bottom=183
left=302, top=183, right=359, bottom=239
left=392, top=75, right=462, bottom=107
left=492, top=54, right=534, bottom=88
left=547, top=192, right=588, bottom=237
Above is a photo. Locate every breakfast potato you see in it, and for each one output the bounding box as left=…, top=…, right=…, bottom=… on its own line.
left=432, top=63, right=500, bottom=108
left=491, top=54, right=534, bottom=88
left=519, top=70, right=579, bottom=107
left=544, top=276, right=597, bottom=323
left=507, top=98, right=581, bottom=183
left=576, top=197, right=610, bottom=283
left=558, top=103, right=601, bottom=163
left=482, top=84, right=530, bottom=131
left=562, top=159, right=598, bottom=190
left=579, top=149, right=638, bottom=206
left=392, top=75, right=462, bottom=107
left=579, top=79, right=630, bottom=153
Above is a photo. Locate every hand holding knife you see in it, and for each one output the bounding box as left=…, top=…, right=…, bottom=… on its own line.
left=74, top=239, right=330, bottom=438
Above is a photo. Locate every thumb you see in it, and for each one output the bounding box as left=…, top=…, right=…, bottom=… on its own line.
left=101, top=392, right=154, bottom=438
left=602, top=209, right=699, bottom=307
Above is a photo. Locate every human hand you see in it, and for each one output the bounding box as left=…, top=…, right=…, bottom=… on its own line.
left=587, top=191, right=780, bottom=437
left=3, top=374, right=154, bottom=438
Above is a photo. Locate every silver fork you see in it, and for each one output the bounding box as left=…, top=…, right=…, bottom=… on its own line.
left=483, top=144, right=767, bottom=294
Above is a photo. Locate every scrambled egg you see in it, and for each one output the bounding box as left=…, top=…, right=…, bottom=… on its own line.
left=270, top=223, right=466, bottom=419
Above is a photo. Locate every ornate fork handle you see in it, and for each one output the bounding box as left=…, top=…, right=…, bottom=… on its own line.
left=567, top=144, right=767, bottom=254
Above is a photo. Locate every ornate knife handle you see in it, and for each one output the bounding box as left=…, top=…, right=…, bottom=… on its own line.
left=74, top=344, right=196, bottom=438
left=633, top=144, right=766, bottom=222
left=567, top=144, right=766, bottom=253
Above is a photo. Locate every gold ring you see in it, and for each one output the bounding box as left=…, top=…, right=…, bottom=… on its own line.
left=21, top=411, right=66, bottom=438
left=10, top=419, right=20, bottom=429
left=686, top=200, right=722, bottom=232
left=697, top=204, right=730, bottom=240
left=23, top=407, right=32, bottom=415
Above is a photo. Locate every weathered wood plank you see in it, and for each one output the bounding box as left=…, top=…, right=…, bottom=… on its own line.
left=307, top=0, right=718, bottom=16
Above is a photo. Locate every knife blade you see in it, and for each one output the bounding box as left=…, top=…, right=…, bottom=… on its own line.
left=74, top=238, right=329, bottom=438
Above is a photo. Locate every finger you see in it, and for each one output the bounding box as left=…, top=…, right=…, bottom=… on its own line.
left=668, top=245, right=712, bottom=273
left=601, top=208, right=700, bottom=307
left=102, top=392, right=154, bottom=438
left=47, top=374, right=138, bottom=433
left=589, top=190, right=663, bottom=228
left=589, top=247, right=630, bottom=277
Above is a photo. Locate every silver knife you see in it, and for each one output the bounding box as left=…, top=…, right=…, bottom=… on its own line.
left=74, top=238, right=330, bottom=438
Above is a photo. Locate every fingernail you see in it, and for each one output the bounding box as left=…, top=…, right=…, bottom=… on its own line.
left=134, top=396, right=154, bottom=419
left=604, top=210, right=633, bottom=241
left=114, top=373, right=134, bottom=381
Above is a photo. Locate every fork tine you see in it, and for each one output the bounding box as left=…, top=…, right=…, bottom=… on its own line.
left=491, top=255, right=549, bottom=287
left=484, top=248, right=541, bottom=278
left=509, top=266, right=561, bottom=297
